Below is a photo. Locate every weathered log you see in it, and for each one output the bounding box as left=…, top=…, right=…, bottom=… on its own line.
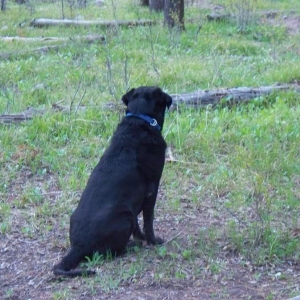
left=0, top=34, right=105, bottom=43
left=0, top=35, right=105, bottom=60
left=171, top=84, right=300, bottom=108
left=29, top=18, right=157, bottom=28
left=1, top=84, right=299, bottom=123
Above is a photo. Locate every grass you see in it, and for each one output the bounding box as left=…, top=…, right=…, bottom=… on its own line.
left=1, top=0, right=300, bottom=298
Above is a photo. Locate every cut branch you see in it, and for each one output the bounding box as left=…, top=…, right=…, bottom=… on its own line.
left=29, top=18, right=157, bottom=28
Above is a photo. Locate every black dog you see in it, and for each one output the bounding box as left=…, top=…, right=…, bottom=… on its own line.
left=53, top=86, right=172, bottom=277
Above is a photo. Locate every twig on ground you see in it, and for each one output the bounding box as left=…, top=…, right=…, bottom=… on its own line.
left=163, top=231, right=182, bottom=244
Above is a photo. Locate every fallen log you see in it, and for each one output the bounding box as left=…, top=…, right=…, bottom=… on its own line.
left=1, top=84, right=299, bottom=123
left=29, top=18, right=157, bottom=28
left=0, top=34, right=105, bottom=43
left=171, top=84, right=300, bottom=108
left=0, top=35, right=105, bottom=60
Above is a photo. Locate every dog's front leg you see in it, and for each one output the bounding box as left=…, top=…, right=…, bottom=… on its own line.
left=143, top=199, right=163, bottom=245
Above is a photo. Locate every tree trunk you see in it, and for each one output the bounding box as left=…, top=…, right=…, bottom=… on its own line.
left=149, top=0, right=164, bottom=12
left=164, top=0, right=184, bottom=30
left=1, top=0, right=6, bottom=11
left=140, top=0, right=149, bottom=5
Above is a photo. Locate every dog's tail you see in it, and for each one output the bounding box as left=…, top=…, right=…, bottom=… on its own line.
left=53, top=247, right=96, bottom=277
left=53, top=267, right=96, bottom=277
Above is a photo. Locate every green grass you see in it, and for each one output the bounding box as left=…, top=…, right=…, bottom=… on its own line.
left=1, top=0, right=300, bottom=298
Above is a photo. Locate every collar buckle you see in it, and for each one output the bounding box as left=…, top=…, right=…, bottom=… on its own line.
left=150, top=119, right=158, bottom=127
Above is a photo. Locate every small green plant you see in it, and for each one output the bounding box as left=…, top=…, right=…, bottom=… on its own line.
left=85, top=252, right=105, bottom=268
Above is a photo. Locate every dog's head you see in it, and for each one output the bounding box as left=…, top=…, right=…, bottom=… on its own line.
left=122, top=86, right=172, bottom=130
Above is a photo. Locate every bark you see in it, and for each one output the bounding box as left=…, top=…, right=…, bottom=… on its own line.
left=2, top=85, right=299, bottom=124
left=164, top=0, right=185, bottom=30
left=171, top=84, right=300, bottom=108
left=149, top=0, right=164, bottom=12
left=140, top=0, right=149, bottom=6
left=29, top=18, right=157, bottom=28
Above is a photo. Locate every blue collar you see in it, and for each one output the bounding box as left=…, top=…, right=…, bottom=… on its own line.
left=126, top=112, right=161, bottom=131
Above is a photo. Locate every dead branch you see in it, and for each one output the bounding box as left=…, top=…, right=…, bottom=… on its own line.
left=29, top=18, right=157, bottom=28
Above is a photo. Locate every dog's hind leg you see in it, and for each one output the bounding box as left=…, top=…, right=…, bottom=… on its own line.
left=126, top=217, right=144, bottom=250
left=53, top=247, right=95, bottom=277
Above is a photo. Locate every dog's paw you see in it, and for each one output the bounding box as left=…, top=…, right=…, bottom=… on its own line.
left=154, top=237, right=164, bottom=245
left=147, top=236, right=164, bottom=245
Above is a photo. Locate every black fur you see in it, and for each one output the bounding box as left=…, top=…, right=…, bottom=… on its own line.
left=53, top=86, right=172, bottom=277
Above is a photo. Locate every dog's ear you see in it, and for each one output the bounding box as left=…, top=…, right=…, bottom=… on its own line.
left=122, top=88, right=135, bottom=106
left=153, top=88, right=173, bottom=109
left=164, top=93, right=173, bottom=109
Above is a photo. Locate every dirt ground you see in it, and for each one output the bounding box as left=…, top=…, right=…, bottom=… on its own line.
left=1, top=4, right=300, bottom=300
left=1, top=206, right=300, bottom=300
left=1, top=171, right=300, bottom=299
